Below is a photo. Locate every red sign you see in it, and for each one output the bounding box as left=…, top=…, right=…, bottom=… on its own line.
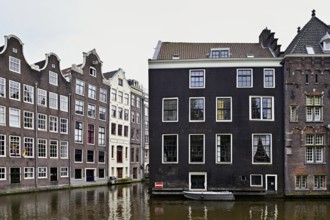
left=154, top=182, right=163, bottom=189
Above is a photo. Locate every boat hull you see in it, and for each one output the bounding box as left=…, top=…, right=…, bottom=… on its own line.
left=183, top=191, right=235, bottom=201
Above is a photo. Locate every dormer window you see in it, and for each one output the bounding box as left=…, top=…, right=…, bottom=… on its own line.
left=210, top=48, right=230, bottom=58
left=89, top=67, right=96, bottom=77
left=306, top=46, right=315, bottom=54
left=320, top=32, right=330, bottom=52
left=172, top=54, right=180, bottom=59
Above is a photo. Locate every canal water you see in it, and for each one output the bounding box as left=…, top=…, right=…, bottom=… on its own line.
left=0, top=183, right=329, bottom=220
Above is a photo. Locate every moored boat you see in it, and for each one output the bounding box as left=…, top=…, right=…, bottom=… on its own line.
left=183, top=191, right=235, bottom=201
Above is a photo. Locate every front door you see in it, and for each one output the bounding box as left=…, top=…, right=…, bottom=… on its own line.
left=266, top=175, right=276, bottom=191
left=10, top=168, right=20, bottom=184
left=86, top=169, right=95, bottom=182
left=50, top=167, right=57, bottom=182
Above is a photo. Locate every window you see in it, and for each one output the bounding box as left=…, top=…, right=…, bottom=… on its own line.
left=49, top=71, right=58, bottom=86
left=10, top=136, right=20, bottom=157
left=38, top=114, right=47, bottom=131
left=23, top=137, right=34, bottom=157
left=131, top=94, right=135, bottom=106
left=111, top=123, right=116, bottom=135
left=74, top=169, right=82, bottom=179
left=306, top=95, right=323, bottom=122
left=124, top=93, right=129, bottom=105
left=0, top=106, right=5, bottom=126
left=118, top=91, right=123, bottom=103
left=117, top=146, right=123, bottom=163
left=137, top=97, right=141, bottom=108
left=38, top=139, right=47, bottom=158
left=124, top=109, right=129, bottom=121
left=87, top=150, right=94, bottom=163
left=98, top=127, right=106, bottom=146
left=75, top=149, right=82, bottom=162
left=60, top=141, right=68, bottom=159
left=60, top=167, right=69, bottom=177
left=252, top=134, right=272, bottom=164
left=87, top=104, right=96, bottom=118
left=189, top=134, right=204, bottom=163
left=88, top=84, right=96, bottom=99
left=124, top=126, right=128, bottom=137
left=38, top=167, right=47, bottom=178
left=237, top=69, right=253, bottom=88
left=99, top=88, right=107, bottom=103
left=136, top=129, right=140, bottom=140
left=295, top=175, right=307, bottom=190
left=131, top=128, right=135, bottom=139
left=75, top=122, right=83, bottom=143
left=162, top=134, right=178, bottom=163
left=0, top=167, right=6, bottom=180
left=210, top=48, right=229, bottom=58
left=76, top=79, right=85, bottom=96
left=290, top=105, right=298, bottom=122
left=99, top=151, right=105, bottom=163
left=250, top=174, right=263, bottom=187
left=216, top=134, right=232, bottom=163
left=136, top=113, right=140, bottom=124
left=48, top=92, right=58, bottom=109
left=0, top=77, right=5, bottom=98
left=118, top=78, right=123, bottom=86
left=118, top=124, right=123, bottom=136
left=189, top=172, right=207, bottom=191
left=189, top=69, right=205, bottom=88
left=60, top=95, right=68, bottom=112
left=60, top=118, right=68, bottom=134
left=9, top=80, right=20, bottom=100
left=250, top=96, right=274, bottom=121
left=314, top=175, right=326, bottom=190
left=0, top=135, right=5, bottom=157
left=305, top=134, right=325, bottom=163
left=23, top=111, right=34, bottom=129
left=75, top=100, right=84, bottom=115
left=216, top=97, right=232, bottom=121
left=111, top=89, right=117, bottom=101
left=9, top=108, right=20, bottom=127
left=306, top=46, right=315, bottom=54
left=264, top=69, right=275, bottom=88
left=131, top=112, right=135, bottom=123
left=37, top=89, right=47, bottom=107
left=23, top=84, right=34, bottom=103
left=24, top=167, right=34, bottom=179
left=118, top=107, right=123, bottom=119
left=87, top=124, right=95, bottom=144
left=111, top=105, right=116, bottom=118
left=50, top=140, right=58, bottom=158
left=9, top=56, right=21, bottom=73
left=99, top=107, right=106, bottom=120
left=189, top=97, right=205, bottom=122
left=89, top=67, right=96, bottom=77
left=49, top=116, right=58, bottom=132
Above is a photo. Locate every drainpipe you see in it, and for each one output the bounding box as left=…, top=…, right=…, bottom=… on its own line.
left=34, top=82, right=38, bottom=188
left=68, top=93, right=72, bottom=186
left=140, top=94, right=145, bottom=180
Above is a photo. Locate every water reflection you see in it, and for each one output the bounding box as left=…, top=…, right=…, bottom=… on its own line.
left=0, top=184, right=329, bottom=220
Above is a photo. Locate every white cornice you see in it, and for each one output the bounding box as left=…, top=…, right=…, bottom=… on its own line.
left=148, top=58, right=283, bottom=69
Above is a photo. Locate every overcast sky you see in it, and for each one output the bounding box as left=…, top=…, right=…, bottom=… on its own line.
left=1, top=0, right=330, bottom=89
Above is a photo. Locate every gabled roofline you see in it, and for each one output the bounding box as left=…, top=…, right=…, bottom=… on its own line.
left=37, top=52, right=61, bottom=71
left=80, top=48, right=103, bottom=69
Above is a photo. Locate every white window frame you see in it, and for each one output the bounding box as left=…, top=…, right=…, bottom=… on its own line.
left=249, top=96, right=274, bottom=121
left=60, top=141, right=68, bottom=159
left=60, top=167, right=69, bottom=177
left=23, top=84, right=34, bottom=104
left=189, top=172, right=207, bottom=191
left=75, top=99, right=84, bottom=115
left=162, top=134, right=179, bottom=164
left=9, top=56, right=21, bottom=73
left=37, top=88, right=47, bottom=107
left=313, top=175, right=327, bottom=190
left=0, top=134, right=6, bottom=157
left=9, top=80, right=20, bottom=101
left=250, top=174, right=263, bottom=187
left=75, top=79, right=85, bottom=96
left=0, top=106, right=6, bottom=126
left=49, top=71, right=58, bottom=86
left=252, top=133, right=272, bottom=165
left=49, top=140, right=58, bottom=158
left=295, top=175, right=308, bottom=190
left=49, top=92, right=58, bottom=109
left=99, top=106, right=106, bottom=121
left=9, top=135, right=21, bottom=157
left=89, top=67, right=96, bottom=77
left=0, top=167, right=6, bottom=180
left=98, top=126, right=106, bottom=146
left=210, top=48, right=230, bottom=58
left=23, top=137, right=34, bottom=158
left=75, top=149, right=83, bottom=163
left=75, top=121, right=83, bottom=143
left=237, top=69, right=253, bottom=88
left=24, top=167, right=34, bottom=179
left=60, top=95, right=69, bottom=112
left=87, top=103, right=96, bottom=118
left=9, top=108, right=20, bottom=128
left=38, top=139, right=47, bottom=158
left=88, top=84, right=96, bottom=99
left=215, top=134, right=232, bottom=164
left=99, top=88, right=107, bottom=103
left=162, top=97, right=179, bottom=122
left=87, top=150, right=95, bottom=163
left=189, top=134, right=205, bottom=164
left=263, top=68, right=275, bottom=88
left=189, top=97, right=205, bottom=122
left=0, top=77, right=6, bottom=98
left=189, top=69, right=205, bottom=89
left=216, top=97, right=232, bottom=122
left=23, top=111, right=34, bottom=129
left=38, top=167, right=47, bottom=179
left=60, top=118, right=68, bottom=134
left=37, top=113, right=47, bottom=131
left=49, top=116, right=58, bottom=132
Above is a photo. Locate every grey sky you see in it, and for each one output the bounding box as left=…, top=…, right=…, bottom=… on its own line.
left=1, top=0, right=329, bottom=89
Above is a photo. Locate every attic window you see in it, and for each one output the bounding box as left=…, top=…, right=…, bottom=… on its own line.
left=320, top=32, right=330, bottom=52
left=89, top=67, right=96, bottom=77
left=306, top=46, right=315, bottom=54
left=210, top=48, right=229, bottom=58
left=172, top=54, right=180, bottom=59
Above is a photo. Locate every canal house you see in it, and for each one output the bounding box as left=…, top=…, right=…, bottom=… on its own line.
left=148, top=30, right=285, bottom=195
left=283, top=11, right=330, bottom=196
